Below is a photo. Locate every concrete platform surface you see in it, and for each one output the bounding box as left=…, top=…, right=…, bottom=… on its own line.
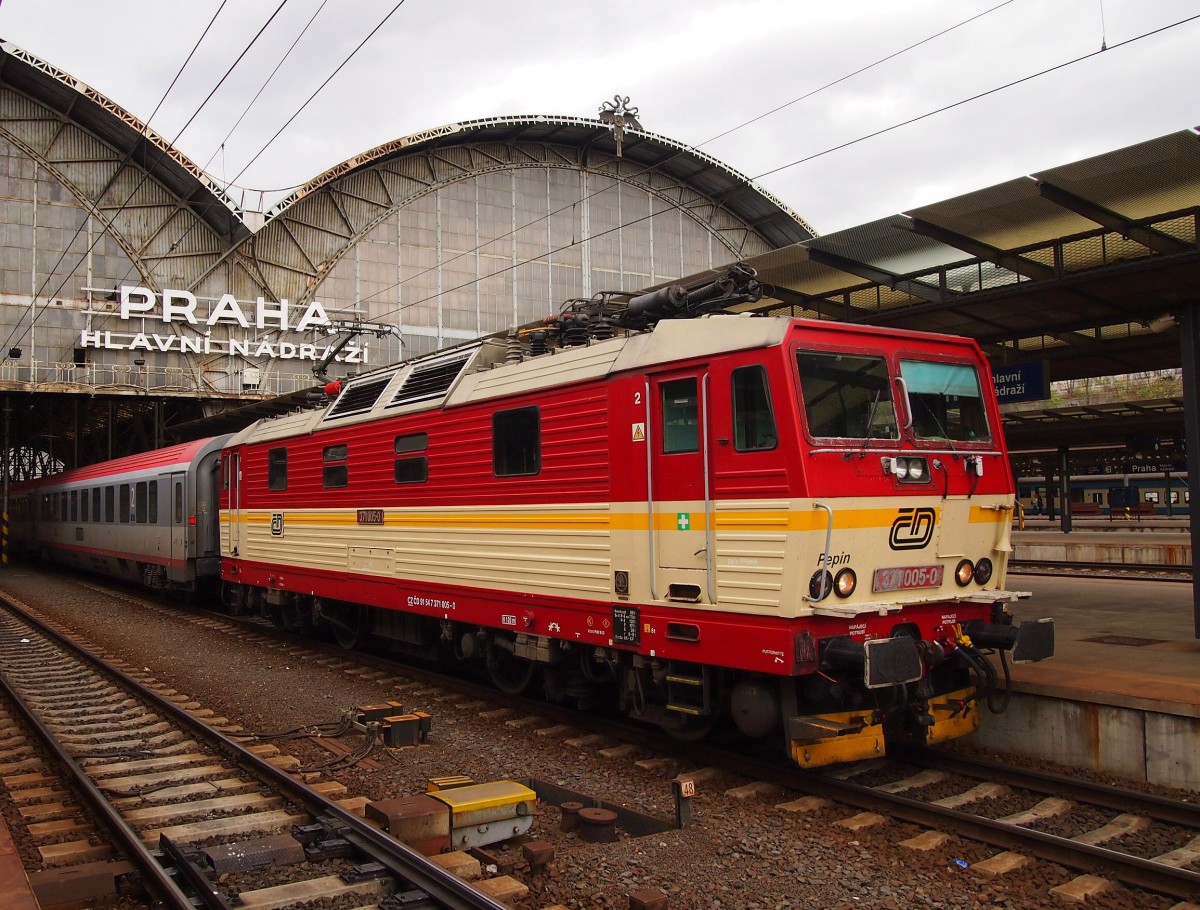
left=974, top=572, right=1200, bottom=789
left=1005, top=574, right=1200, bottom=717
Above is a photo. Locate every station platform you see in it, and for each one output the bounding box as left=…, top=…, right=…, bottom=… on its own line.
left=972, top=572, right=1200, bottom=791
left=1012, top=526, right=1191, bottom=567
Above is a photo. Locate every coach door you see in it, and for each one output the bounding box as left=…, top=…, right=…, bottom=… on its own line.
left=169, top=472, right=186, bottom=575
left=648, top=369, right=713, bottom=597
left=225, top=451, right=242, bottom=557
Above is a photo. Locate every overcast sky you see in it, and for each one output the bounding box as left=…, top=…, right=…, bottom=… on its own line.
left=1, top=0, right=1195, bottom=234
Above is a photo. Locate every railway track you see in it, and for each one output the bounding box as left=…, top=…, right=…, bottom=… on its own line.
left=9, top=566, right=1199, bottom=906
left=1009, top=560, right=1193, bottom=581
left=0, top=593, right=510, bottom=910
left=696, top=745, right=1200, bottom=903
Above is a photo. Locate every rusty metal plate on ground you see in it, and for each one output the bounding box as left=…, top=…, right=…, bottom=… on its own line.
left=1082, top=635, right=1168, bottom=647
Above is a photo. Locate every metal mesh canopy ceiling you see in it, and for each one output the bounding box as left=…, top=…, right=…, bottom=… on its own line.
left=720, top=128, right=1200, bottom=382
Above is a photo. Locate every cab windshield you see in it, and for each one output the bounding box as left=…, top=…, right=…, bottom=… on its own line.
left=899, top=360, right=990, bottom=443
left=796, top=351, right=898, bottom=441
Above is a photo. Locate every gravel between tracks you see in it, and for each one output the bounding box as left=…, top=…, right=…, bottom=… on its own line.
left=0, top=566, right=1187, bottom=910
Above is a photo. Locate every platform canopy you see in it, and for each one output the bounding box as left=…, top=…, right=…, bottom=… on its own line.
left=721, top=129, right=1200, bottom=384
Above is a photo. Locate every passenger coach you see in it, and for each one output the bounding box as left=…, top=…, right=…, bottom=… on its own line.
left=11, top=435, right=228, bottom=591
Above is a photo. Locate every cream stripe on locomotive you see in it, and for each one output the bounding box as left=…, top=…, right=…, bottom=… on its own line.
left=222, top=494, right=1013, bottom=616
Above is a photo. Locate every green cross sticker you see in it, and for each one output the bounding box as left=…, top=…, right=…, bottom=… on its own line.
left=676, top=512, right=690, bottom=530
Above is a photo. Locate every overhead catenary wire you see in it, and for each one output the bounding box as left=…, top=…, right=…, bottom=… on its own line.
left=350, top=0, right=1020, bottom=312
left=364, top=11, right=1200, bottom=330
left=127, top=0, right=1017, bottom=305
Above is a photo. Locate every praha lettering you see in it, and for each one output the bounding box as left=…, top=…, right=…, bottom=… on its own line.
left=120, top=286, right=331, bottom=332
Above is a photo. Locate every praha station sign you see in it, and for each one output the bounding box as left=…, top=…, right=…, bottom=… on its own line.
left=77, top=286, right=370, bottom=364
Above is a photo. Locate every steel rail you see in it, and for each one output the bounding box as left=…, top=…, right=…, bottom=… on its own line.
left=894, top=746, right=1200, bottom=828
left=0, top=608, right=196, bottom=910
left=708, top=748, right=1200, bottom=901
left=0, top=595, right=510, bottom=910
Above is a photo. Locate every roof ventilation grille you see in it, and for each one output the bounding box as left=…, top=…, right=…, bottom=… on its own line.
left=324, top=372, right=396, bottom=420
left=389, top=352, right=472, bottom=408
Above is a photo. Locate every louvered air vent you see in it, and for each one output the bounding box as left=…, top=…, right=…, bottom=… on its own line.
left=388, top=352, right=472, bottom=408
left=324, top=371, right=396, bottom=420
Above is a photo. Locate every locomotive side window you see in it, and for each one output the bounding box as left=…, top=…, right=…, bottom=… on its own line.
left=660, top=379, right=699, bottom=453
left=268, top=447, right=288, bottom=491
left=731, top=366, right=777, bottom=451
left=394, top=433, right=429, bottom=484
left=796, top=352, right=897, bottom=440
left=493, top=407, right=540, bottom=476
left=323, top=444, right=349, bottom=488
left=898, top=360, right=990, bottom=443
left=104, top=486, right=115, bottom=523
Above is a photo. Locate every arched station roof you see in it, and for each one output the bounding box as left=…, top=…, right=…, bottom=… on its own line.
left=242, top=114, right=817, bottom=307
left=0, top=40, right=253, bottom=293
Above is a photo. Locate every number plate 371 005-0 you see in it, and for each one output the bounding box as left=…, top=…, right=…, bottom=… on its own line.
left=872, top=564, right=944, bottom=593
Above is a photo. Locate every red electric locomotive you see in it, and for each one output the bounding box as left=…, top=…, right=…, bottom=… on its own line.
left=219, top=266, right=1053, bottom=767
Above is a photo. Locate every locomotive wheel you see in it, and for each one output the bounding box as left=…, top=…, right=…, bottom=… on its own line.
left=327, top=603, right=369, bottom=650
left=488, top=651, right=537, bottom=695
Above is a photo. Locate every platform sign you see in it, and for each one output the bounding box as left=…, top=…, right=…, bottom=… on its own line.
left=991, top=361, right=1050, bottom=404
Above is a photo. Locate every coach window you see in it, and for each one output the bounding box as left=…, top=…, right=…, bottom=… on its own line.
left=92, top=488, right=100, bottom=523
left=394, top=432, right=429, bottom=484
left=493, top=407, right=540, bottom=476
left=148, top=480, right=158, bottom=523
left=796, top=351, right=897, bottom=440
left=119, top=484, right=131, bottom=523
left=104, top=486, right=115, bottom=523
left=661, top=379, right=699, bottom=454
left=81, top=489, right=89, bottom=522
left=60, top=491, right=68, bottom=520
left=323, top=444, right=349, bottom=488
left=70, top=490, right=78, bottom=522
left=731, top=366, right=777, bottom=451
left=174, top=482, right=183, bottom=524
left=268, top=447, right=288, bottom=491
left=135, top=482, right=148, bottom=523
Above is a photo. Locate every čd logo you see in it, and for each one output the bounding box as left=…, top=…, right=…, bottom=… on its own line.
left=889, top=507, right=935, bottom=550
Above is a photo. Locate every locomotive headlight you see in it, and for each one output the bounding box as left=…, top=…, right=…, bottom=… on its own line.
left=834, top=568, right=857, bottom=598
left=973, top=558, right=994, bottom=585
left=882, top=455, right=930, bottom=483
left=954, top=559, right=975, bottom=587
left=809, top=569, right=833, bottom=600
